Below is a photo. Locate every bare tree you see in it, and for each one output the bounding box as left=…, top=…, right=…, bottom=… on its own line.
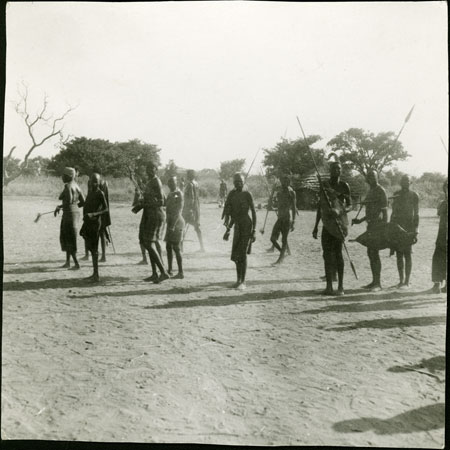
left=3, top=83, right=75, bottom=186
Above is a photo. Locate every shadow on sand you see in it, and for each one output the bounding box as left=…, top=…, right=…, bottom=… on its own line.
left=301, top=295, right=443, bottom=315
left=3, top=276, right=130, bottom=291
left=67, top=278, right=320, bottom=300
left=388, top=355, right=445, bottom=382
left=333, top=403, right=444, bottom=435
left=3, top=266, right=63, bottom=275
left=322, top=315, right=446, bottom=332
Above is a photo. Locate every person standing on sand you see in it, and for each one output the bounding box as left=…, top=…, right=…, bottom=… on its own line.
left=352, top=169, right=388, bottom=292
left=430, top=179, right=447, bottom=293
left=80, top=173, right=109, bottom=282
left=54, top=167, right=85, bottom=270
left=312, top=162, right=351, bottom=296
left=81, top=167, right=111, bottom=263
left=269, top=174, right=296, bottom=265
left=389, top=175, right=419, bottom=289
left=134, top=162, right=169, bottom=284
left=165, top=176, right=185, bottom=279
left=222, top=173, right=257, bottom=290
left=183, top=169, right=205, bottom=252
left=219, top=178, right=228, bottom=208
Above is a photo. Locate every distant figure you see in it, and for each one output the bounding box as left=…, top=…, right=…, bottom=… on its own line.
left=131, top=165, right=149, bottom=265
left=222, top=173, right=257, bottom=290
left=80, top=173, right=109, bottom=282
left=313, top=162, right=351, bottom=295
left=165, top=176, right=185, bottom=279
left=352, top=169, right=388, bottom=291
left=390, top=175, right=419, bottom=288
left=183, top=169, right=205, bottom=252
left=135, top=162, right=169, bottom=283
left=218, top=179, right=228, bottom=208
left=270, top=174, right=296, bottom=265
left=54, top=167, right=85, bottom=270
left=430, top=179, right=447, bottom=293
left=82, top=167, right=111, bottom=262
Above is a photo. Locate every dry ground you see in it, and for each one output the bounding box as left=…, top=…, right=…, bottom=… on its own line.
left=1, top=196, right=446, bottom=447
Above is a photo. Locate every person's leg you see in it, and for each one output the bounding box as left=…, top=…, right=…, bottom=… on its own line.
left=370, top=248, right=382, bottom=288
left=138, top=243, right=148, bottom=264
left=195, top=224, right=205, bottom=252
left=81, top=241, right=89, bottom=260
left=322, top=250, right=334, bottom=294
left=166, top=242, right=173, bottom=275
left=70, top=251, right=80, bottom=269
left=233, top=262, right=241, bottom=287
left=149, top=242, right=169, bottom=283
left=335, top=244, right=345, bottom=294
left=396, top=251, right=405, bottom=285
left=270, top=222, right=282, bottom=253
left=62, top=251, right=71, bottom=268
left=173, top=243, right=184, bottom=278
left=275, top=226, right=289, bottom=264
left=363, top=248, right=379, bottom=289
left=100, top=232, right=106, bottom=262
left=404, top=250, right=412, bottom=286
left=239, top=257, right=247, bottom=289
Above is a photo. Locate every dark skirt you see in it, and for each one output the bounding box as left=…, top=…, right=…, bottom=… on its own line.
left=164, top=216, right=185, bottom=245
left=80, top=218, right=101, bottom=253
left=140, top=208, right=165, bottom=250
left=231, top=218, right=252, bottom=262
left=432, top=244, right=447, bottom=283
left=60, top=211, right=79, bottom=253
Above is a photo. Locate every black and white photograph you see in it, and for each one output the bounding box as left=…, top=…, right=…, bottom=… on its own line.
left=1, top=1, right=448, bottom=447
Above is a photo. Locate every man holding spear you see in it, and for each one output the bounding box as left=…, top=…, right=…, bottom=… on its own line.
left=312, top=161, right=352, bottom=295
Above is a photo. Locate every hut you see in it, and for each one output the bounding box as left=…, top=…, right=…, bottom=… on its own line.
left=291, top=172, right=365, bottom=210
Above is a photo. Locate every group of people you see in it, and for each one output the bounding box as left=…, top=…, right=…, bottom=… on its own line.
left=53, top=162, right=448, bottom=294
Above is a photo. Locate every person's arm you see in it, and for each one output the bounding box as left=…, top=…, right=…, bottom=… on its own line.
left=312, top=205, right=321, bottom=239
left=413, top=192, right=420, bottom=235
left=149, top=178, right=164, bottom=207
left=248, top=192, right=257, bottom=242
left=343, top=183, right=352, bottom=212
left=87, top=192, right=109, bottom=219
left=380, top=188, right=388, bottom=223
left=77, top=185, right=86, bottom=208
left=290, top=189, right=296, bottom=231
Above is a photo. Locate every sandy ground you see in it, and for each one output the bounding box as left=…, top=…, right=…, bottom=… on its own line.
left=1, top=196, right=446, bottom=447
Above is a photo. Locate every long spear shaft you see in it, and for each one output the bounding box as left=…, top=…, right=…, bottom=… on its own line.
left=296, top=116, right=358, bottom=280
left=244, top=148, right=261, bottom=183
left=439, top=136, right=448, bottom=155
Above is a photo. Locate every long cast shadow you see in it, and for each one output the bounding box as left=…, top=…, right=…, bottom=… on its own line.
left=3, top=266, right=63, bottom=275
left=305, top=289, right=437, bottom=303
left=68, top=278, right=320, bottom=300
left=333, top=403, right=444, bottom=435
left=3, top=276, right=130, bottom=292
left=146, top=289, right=319, bottom=309
left=301, top=297, right=442, bottom=315
left=323, top=315, right=446, bottom=332
left=388, top=355, right=445, bottom=376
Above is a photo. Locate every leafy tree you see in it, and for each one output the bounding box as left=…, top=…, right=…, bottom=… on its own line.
left=219, top=158, right=246, bottom=180
left=47, top=137, right=161, bottom=177
left=327, top=128, right=410, bottom=178
left=161, top=159, right=178, bottom=185
left=262, top=136, right=325, bottom=178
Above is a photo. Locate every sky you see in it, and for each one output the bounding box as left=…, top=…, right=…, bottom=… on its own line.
left=3, top=1, right=448, bottom=176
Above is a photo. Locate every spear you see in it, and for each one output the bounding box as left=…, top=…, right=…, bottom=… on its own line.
left=244, top=148, right=261, bottom=183
left=296, top=116, right=358, bottom=280
left=439, top=136, right=448, bottom=155
left=352, top=104, right=415, bottom=225
left=34, top=210, right=55, bottom=223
